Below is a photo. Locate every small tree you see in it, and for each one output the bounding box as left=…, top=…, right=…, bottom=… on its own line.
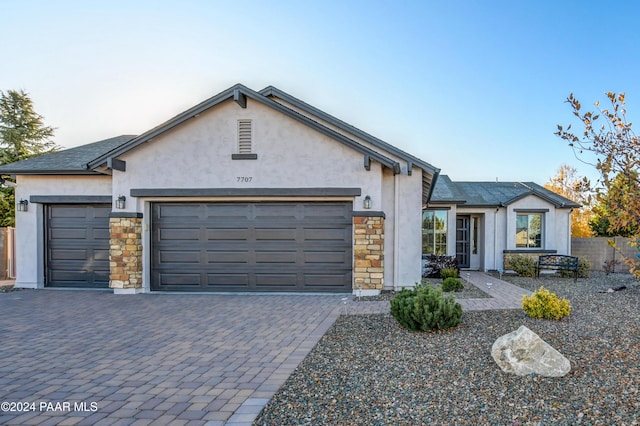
left=544, top=164, right=593, bottom=237
left=0, top=89, right=58, bottom=226
left=556, top=92, right=640, bottom=276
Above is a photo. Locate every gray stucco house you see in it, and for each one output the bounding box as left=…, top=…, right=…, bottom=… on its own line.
left=0, top=84, right=579, bottom=294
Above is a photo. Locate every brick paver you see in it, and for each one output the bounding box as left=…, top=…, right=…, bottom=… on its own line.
left=0, top=291, right=343, bottom=426
left=1, top=273, right=530, bottom=425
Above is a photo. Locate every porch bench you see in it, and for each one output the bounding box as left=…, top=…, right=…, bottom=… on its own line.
left=536, top=255, right=579, bottom=282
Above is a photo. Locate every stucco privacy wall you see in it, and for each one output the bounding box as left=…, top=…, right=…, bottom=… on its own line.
left=14, top=175, right=112, bottom=288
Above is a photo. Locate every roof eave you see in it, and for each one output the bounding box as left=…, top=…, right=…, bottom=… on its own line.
left=260, top=85, right=439, bottom=175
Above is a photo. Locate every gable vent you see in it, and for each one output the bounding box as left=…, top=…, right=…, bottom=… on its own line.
left=238, top=119, right=252, bottom=154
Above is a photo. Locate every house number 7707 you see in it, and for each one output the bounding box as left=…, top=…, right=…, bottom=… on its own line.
left=237, top=177, right=253, bottom=183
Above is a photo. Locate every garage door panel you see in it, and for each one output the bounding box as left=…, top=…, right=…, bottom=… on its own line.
left=159, top=273, right=202, bottom=286
left=159, top=228, right=201, bottom=241
left=302, top=204, right=351, bottom=219
left=303, top=272, right=352, bottom=287
left=304, top=251, right=348, bottom=264
left=206, top=274, right=249, bottom=286
left=304, top=228, right=350, bottom=241
left=207, top=229, right=250, bottom=240
left=253, top=204, right=298, bottom=219
left=255, top=251, right=297, bottom=263
left=152, top=202, right=352, bottom=292
left=254, top=228, right=297, bottom=240
left=50, top=228, right=88, bottom=239
left=255, top=274, right=298, bottom=287
left=46, top=204, right=111, bottom=288
left=207, top=251, right=250, bottom=263
left=159, top=251, right=201, bottom=263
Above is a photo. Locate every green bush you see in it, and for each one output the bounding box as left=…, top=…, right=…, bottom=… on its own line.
left=440, top=268, right=458, bottom=280
left=522, top=286, right=571, bottom=320
left=390, top=283, right=463, bottom=331
left=442, top=277, right=464, bottom=292
left=508, top=255, right=537, bottom=277
left=559, top=258, right=591, bottom=278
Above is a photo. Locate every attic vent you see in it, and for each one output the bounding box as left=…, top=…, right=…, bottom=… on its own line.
left=238, top=119, right=252, bottom=154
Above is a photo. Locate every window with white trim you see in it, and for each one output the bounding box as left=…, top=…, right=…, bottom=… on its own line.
left=516, top=213, right=543, bottom=248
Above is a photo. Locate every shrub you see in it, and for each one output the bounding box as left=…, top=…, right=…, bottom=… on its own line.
left=390, top=283, right=463, bottom=331
left=522, top=286, right=571, bottom=320
left=442, top=277, right=464, bottom=292
left=559, top=258, right=591, bottom=278
left=508, top=255, right=536, bottom=277
left=440, top=268, right=458, bottom=280
left=423, top=255, right=459, bottom=278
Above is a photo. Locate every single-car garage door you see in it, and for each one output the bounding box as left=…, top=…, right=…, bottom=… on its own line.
left=151, top=202, right=353, bottom=292
left=45, top=204, right=111, bottom=288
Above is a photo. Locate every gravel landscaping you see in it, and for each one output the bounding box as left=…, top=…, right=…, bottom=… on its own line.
left=355, top=277, right=492, bottom=301
left=255, top=272, right=639, bottom=425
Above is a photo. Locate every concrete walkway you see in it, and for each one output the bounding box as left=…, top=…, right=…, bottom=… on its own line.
left=347, top=271, right=532, bottom=314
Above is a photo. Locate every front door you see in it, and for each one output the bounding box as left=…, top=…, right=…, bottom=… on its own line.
left=456, top=215, right=470, bottom=268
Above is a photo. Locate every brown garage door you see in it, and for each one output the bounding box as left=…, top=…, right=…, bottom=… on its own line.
left=45, top=204, right=111, bottom=288
left=151, top=202, right=353, bottom=292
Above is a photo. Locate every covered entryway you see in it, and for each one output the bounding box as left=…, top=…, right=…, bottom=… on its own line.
left=151, top=202, right=353, bottom=292
left=45, top=204, right=111, bottom=288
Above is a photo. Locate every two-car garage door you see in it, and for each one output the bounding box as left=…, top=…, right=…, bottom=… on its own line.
left=44, top=202, right=353, bottom=292
left=151, top=202, right=353, bottom=292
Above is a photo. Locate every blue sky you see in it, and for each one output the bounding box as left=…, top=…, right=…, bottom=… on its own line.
left=2, top=0, right=639, bottom=184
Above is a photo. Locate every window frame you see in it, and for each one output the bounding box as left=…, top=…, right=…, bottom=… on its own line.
left=422, top=210, right=448, bottom=255
left=515, top=212, right=544, bottom=249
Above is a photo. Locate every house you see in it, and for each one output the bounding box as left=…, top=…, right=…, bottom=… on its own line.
left=0, top=84, right=439, bottom=294
left=0, top=84, right=580, bottom=295
left=425, top=175, right=581, bottom=272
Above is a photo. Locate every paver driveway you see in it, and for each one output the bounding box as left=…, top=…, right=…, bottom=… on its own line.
left=0, top=290, right=345, bottom=425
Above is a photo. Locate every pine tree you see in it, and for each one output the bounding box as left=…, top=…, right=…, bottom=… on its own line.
left=0, top=90, right=58, bottom=226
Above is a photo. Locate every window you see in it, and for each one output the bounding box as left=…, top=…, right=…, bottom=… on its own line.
left=232, top=119, right=257, bottom=160
left=516, top=213, right=543, bottom=248
left=423, top=210, right=447, bottom=255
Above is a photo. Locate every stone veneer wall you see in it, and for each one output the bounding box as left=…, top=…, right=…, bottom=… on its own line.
left=109, top=216, right=143, bottom=289
left=353, top=214, right=384, bottom=290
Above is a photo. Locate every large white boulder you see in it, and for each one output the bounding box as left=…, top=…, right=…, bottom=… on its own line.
left=491, top=325, right=571, bottom=377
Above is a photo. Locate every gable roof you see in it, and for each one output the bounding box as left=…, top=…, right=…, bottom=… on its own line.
left=0, top=84, right=440, bottom=202
left=428, top=175, right=582, bottom=209
left=259, top=86, right=440, bottom=202
left=0, top=135, right=136, bottom=175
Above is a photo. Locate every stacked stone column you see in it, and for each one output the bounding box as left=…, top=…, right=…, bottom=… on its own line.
left=109, top=214, right=143, bottom=290
left=353, top=214, right=385, bottom=290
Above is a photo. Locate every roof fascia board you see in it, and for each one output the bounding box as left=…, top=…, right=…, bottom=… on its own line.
left=260, top=85, right=440, bottom=175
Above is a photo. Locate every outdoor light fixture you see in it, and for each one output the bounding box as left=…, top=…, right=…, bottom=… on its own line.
left=17, top=199, right=28, bottom=212
left=115, top=195, right=126, bottom=209
left=363, top=195, right=372, bottom=209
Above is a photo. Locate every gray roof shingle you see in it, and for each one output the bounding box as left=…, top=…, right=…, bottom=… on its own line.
left=429, top=175, right=581, bottom=208
left=0, top=135, right=136, bottom=174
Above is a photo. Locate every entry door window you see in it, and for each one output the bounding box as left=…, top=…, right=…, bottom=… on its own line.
left=456, top=216, right=470, bottom=268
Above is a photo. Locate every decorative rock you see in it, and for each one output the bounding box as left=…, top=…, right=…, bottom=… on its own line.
left=491, top=325, right=570, bottom=377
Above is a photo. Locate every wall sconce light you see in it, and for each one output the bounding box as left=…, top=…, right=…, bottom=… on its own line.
left=363, top=195, right=372, bottom=210
left=115, top=195, right=126, bottom=209
left=17, top=199, right=28, bottom=212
